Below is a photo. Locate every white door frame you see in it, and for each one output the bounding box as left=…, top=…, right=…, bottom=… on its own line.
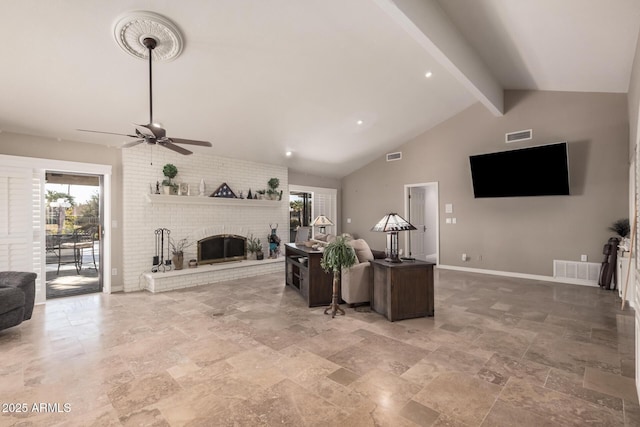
left=404, top=182, right=439, bottom=264
left=0, top=155, right=112, bottom=302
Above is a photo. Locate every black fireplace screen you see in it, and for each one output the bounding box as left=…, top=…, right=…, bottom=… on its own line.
left=198, top=234, right=247, bottom=265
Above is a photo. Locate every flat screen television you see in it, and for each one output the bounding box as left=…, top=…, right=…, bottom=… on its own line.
left=469, top=142, right=570, bottom=198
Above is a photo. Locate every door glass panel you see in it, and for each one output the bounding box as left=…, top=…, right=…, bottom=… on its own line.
left=45, top=172, right=102, bottom=299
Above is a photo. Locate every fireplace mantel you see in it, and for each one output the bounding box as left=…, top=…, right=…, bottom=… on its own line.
left=145, top=193, right=281, bottom=207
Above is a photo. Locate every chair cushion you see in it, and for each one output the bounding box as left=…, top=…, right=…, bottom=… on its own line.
left=0, top=286, right=25, bottom=315
left=349, top=239, right=374, bottom=263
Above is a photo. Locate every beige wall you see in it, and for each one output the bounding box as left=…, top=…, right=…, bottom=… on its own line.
left=342, top=90, right=629, bottom=276
left=0, top=132, right=123, bottom=289
left=288, top=170, right=341, bottom=190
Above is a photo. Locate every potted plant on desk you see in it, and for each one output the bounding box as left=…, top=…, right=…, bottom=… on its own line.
left=320, top=235, right=357, bottom=318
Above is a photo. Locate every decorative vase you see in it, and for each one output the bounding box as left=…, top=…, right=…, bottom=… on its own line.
left=188, top=259, right=197, bottom=268
left=163, top=185, right=171, bottom=195
left=256, top=251, right=264, bottom=260
left=172, top=252, right=184, bottom=270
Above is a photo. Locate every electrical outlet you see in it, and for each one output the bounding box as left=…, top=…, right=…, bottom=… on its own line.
left=112, top=268, right=118, bottom=276
left=462, top=253, right=467, bottom=261
left=580, top=254, right=587, bottom=262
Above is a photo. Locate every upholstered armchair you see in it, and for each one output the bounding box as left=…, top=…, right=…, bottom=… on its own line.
left=0, top=271, right=36, bottom=331
left=340, top=239, right=385, bottom=305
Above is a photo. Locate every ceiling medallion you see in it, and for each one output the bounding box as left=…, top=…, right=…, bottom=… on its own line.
left=113, top=11, right=183, bottom=62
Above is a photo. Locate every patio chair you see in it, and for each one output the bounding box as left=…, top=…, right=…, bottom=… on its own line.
left=58, top=225, right=98, bottom=274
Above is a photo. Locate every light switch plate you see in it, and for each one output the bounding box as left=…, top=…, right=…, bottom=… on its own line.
left=445, top=218, right=452, bottom=224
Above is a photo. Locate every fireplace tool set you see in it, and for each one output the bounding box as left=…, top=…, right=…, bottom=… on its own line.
left=152, top=228, right=172, bottom=272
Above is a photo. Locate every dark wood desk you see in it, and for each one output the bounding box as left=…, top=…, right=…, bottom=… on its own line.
left=370, top=259, right=435, bottom=321
left=285, top=243, right=333, bottom=307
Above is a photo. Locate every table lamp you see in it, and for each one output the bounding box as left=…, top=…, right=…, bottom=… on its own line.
left=311, top=214, right=334, bottom=234
left=371, top=213, right=416, bottom=263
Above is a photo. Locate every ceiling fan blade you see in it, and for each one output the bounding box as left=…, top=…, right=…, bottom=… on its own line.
left=160, top=141, right=193, bottom=155
left=77, top=129, right=137, bottom=138
left=122, top=139, right=145, bottom=148
left=169, top=138, right=212, bottom=147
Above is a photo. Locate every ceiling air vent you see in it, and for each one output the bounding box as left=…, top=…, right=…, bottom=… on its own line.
left=505, top=129, right=532, bottom=143
left=386, top=152, right=402, bottom=162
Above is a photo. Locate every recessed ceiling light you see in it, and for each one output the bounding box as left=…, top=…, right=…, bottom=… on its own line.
left=357, top=120, right=364, bottom=125
left=425, top=71, right=433, bottom=78
left=285, top=151, right=292, bottom=157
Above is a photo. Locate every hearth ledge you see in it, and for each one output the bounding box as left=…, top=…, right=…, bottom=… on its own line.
left=142, top=257, right=284, bottom=292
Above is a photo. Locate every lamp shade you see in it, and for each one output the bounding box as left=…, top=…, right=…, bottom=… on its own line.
left=311, top=215, right=334, bottom=227
left=370, top=213, right=416, bottom=232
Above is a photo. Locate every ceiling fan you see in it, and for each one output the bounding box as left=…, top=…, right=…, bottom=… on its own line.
left=79, top=37, right=211, bottom=155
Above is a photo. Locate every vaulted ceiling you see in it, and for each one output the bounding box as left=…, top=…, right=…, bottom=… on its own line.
left=1, top=0, right=639, bottom=178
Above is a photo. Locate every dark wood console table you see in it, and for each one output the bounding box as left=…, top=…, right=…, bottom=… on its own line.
left=285, top=243, right=333, bottom=307
left=370, top=259, right=435, bottom=321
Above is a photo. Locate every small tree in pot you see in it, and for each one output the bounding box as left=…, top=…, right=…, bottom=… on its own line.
left=320, top=235, right=357, bottom=318
left=162, top=163, right=178, bottom=195
left=247, top=234, right=264, bottom=260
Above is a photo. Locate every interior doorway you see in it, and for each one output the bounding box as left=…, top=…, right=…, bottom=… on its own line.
left=404, top=182, right=439, bottom=263
left=45, top=171, right=102, bottom=299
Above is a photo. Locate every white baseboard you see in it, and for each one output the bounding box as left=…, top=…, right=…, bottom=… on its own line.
left=437, top=264, right=600, bottom=287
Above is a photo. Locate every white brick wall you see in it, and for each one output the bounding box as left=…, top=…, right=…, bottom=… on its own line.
left=122, top=145, right=289, bottom=292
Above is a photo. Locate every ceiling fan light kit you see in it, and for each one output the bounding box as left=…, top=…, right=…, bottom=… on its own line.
left=78, top=11, right=211, bottom=155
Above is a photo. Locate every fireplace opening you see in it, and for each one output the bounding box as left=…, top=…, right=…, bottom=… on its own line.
left=198, top=234, right=247, bottom=265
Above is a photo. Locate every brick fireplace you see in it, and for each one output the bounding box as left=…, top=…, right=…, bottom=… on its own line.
left=198, top=234, right=247, bottom=265
left=122, top=147, right=289, bottom=292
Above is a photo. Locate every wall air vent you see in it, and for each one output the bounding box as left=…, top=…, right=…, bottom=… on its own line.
left=553, top=260, right=600, bottom=286
left=386, top=152, right=402, bottom=162
left=505, top=129, right=533, bottom=143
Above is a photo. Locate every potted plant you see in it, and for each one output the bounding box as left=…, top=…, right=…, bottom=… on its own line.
left=162, top=163, right=179, bottom=195
left=169, top=237, right=193, bottom=270
left=320, top=235, right=357, bottom=318
left=609, top=218, right=631, bottom=251
left=609, top=218, right=630, bottom=238
left=247, top=234, right=263, bottom=260
left=266, top=177, right=282, bottom=200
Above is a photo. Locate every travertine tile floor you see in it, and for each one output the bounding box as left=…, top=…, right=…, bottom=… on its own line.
left=1, top=269, right=638, bottom=426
